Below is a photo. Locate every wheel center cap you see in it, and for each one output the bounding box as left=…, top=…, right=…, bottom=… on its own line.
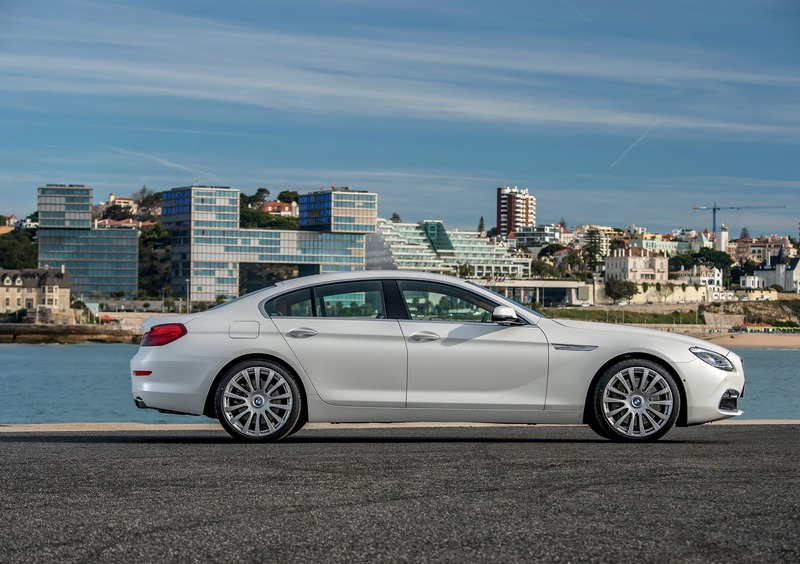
left=631, top=396, right=644, bottom=409
left=252, top=396, right=264, bottom=408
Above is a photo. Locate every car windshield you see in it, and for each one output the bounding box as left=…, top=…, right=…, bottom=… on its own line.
left=467, top=282, right=545, bottom=319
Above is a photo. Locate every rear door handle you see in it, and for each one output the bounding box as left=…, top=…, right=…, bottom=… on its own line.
left=408, top=331, right=440, bottom=342
left=287, top=328, right=318, bottom=339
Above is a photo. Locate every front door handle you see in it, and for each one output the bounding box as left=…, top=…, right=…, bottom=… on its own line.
left=408, top=331, right=440, bottom=342
left=287, top=328, right=318, bottom=339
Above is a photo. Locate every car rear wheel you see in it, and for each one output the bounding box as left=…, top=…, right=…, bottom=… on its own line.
left=590, top=358, right=680, bottom=442
left=215, top=360, right=301, bottom=442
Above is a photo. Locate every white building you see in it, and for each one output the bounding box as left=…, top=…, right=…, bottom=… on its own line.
left=366, top=218, right=531, bottom=279
left=673, top=265, right=723, bottom=292
left=740, top=251, right=800, bottom=292
left=605, top=247, right=668, bottom=283
left=714, top=225, right=729, bottom=252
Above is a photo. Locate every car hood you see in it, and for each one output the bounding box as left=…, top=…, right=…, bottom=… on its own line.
left=546, top=318, right=734, bottom=357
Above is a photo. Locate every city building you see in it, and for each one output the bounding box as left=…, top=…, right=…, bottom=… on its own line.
left=673, top=265, right=724, bottom=292
left=257, top=201, right=298, bottom=217
left=0, top=267, right=70, bottom=314
left=512, top=224, right=562, bottom=250
left=299, top=186, right=377, bottom=232
left=629, top=237, right=690, bottom=257
left=37, top=184, right=138, bottom=297
left=162, top=185, right=377, bottom=304
left=496, top=186, right=536, bottom=237
left=108, top=193, right=138, bottom=214
left=366, top=218, right=531, bottom=279
left=604, top=247, right=668, bottom=283
left=94, top=218, right=158, bottom=229
left=740, top=250, right=800, bottom=292
left=714, top=225, right=729, bottom=252
left=732, top=235, right=796, bottom=264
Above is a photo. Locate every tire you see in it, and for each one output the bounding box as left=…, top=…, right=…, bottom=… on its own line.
left=590, top=358, right=680, bottom=442
left=214, top=359, right=302, bottom=442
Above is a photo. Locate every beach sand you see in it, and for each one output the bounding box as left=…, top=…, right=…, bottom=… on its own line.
left=705, top=332, right=800, bottom=349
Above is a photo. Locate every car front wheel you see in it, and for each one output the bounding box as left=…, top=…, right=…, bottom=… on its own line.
left=590, top=358, right=680, bottom=442
left=214, top=360, right=302, bottom=442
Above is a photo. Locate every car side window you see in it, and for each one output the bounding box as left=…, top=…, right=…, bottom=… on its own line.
left=397, top=280, right=496, bottom=322
left=264, top=288, right=313, bottom=317
left=315, top=280, right=386, bottom=319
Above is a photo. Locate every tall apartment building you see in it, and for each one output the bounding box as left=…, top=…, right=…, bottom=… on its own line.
left=496, top=186, right=536, bottom=237
left=37, top=184, right=138, bottom=297
left=162, top=185, right=377, bottom=303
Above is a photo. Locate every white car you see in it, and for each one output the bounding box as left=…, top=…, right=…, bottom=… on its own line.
left=131, top=271, right=744, bottom=442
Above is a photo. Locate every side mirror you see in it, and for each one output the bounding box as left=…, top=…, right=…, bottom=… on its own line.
left=492, top=306, right=522, bottom=325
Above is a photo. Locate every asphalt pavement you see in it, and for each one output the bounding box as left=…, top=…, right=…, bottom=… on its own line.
left=1, top=424, right=798, bottom=563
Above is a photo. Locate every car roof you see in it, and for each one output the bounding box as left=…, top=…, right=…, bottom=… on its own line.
left=271, top=270, right=467, bottom=292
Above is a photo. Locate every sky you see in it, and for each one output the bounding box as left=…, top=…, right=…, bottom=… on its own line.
left=0, top=0, right=798, bottom=238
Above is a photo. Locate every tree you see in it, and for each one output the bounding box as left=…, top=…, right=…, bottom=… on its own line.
left=477, top=216, right=485, bottom=233
left=557, top=250, right=584, bottom=276
left=695, top=248, right=734, bottom=273
left=134, top=187, right=161, bottom=220
left=559, top=217, right=567, bottom=229
left=132, top=185, right=154, bottom=205
left=240, top=188, right=271, bottom=209
left=277, top=190, right=299, bottom=203
left=530, top=259, right=558, bottom=278
left=609, top=239, right=625, bottom=252
left=0, top=231, right=37, bottom=269
left=605, top=278, right=639, bottom=302
left=668, top=253, right=694, bottom=272
left=102, top=204, right=135, bottom=221
left=456, top=262, right=473, bottom=278
left=240, top=207, right=299, bottom=230
left=740, top=227, right=750, bottom=239
left=390, top=212, right=402, bottom=223
left=538, top=243, right=566, bottom=259
left=582, top=228, right=604, bottom=270
left=138, top=224, right=171, bottom=298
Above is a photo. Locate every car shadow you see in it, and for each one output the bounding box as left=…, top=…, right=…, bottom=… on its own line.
left=0, top=430, right=718, bottom=445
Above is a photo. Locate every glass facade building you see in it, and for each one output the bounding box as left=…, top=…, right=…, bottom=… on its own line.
left=37, top=185, right=138, bottom=297
left=162, top=185, right=377, bottom=303
left=299, top=187, right=377, bottom=233
left=38, top=184, right=92, bottom=229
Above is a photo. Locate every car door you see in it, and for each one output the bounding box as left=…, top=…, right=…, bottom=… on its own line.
left=396, top=280, right=549, bottom=410
left=266, top=280, right=408, bottom=407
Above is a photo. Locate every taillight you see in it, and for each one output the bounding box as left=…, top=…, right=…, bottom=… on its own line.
left=141, top=323, right=187, bottom=346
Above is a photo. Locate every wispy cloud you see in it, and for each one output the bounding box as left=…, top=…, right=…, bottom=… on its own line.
left=101, top=146, right=220, bottom=181
left=560, top=0, right=590, bottom=23
left=607, top=118, right=661, bottom=170
left=0, top=1, right=797, bottom=138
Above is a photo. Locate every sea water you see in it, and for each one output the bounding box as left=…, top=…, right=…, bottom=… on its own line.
left=0, top=343, right=797, bottom=425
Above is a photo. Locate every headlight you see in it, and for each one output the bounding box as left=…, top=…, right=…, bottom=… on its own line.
left=689, top=347, right=734, bottom=371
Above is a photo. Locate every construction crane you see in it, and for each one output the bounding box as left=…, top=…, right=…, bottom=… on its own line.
left=692, top=202, right=786, bottom=234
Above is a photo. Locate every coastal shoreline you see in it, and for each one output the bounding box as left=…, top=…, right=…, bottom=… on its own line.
left=704, top=333, right=800, bottom=349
